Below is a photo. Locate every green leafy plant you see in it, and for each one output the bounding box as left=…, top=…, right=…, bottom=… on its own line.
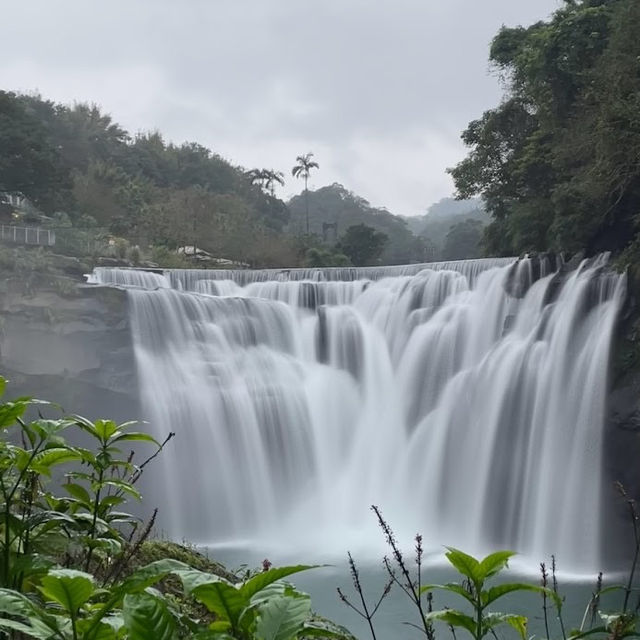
left=0, top=378, right=352, bottom=639
left=421, top=548, right=555, bottom=640
left=0, top=558, right=189, bottom=639
left=63, top=414, right=166, bottom=573
left=175, top=563, right=349, bottom=639
left=0, top=383, right=79, bottom=591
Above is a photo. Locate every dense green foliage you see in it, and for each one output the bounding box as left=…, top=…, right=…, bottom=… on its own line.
left=0, top=377, right=356, bottom=639
left=442, top=219, right=484, bottom=261
left=449, top=0, right=640, bottom=258
left=0, top=92, right=297, bottom=267
left=336, top=225, right=388, bottom=267
left=288, top=184, right=427, bottom=265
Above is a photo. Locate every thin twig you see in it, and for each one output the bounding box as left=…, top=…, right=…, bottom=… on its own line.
left=541, top=562, right=551, bottom=639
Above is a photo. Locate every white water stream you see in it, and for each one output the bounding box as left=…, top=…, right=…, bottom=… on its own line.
left=89, top=256, right=625, bottom=572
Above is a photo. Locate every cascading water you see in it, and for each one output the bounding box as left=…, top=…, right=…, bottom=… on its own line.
left=88, top=256, right=626, bottom=572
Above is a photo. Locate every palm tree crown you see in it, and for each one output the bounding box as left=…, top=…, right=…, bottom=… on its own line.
left=291, top=153, right=319, bottom=181
left=246, top=168, right=285, bottom=196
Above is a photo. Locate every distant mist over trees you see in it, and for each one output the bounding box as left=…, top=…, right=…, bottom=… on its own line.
left=402, top=197, right=489, bottom=261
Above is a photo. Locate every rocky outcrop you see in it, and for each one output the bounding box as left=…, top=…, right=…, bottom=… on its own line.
left=0, top=277, right=140, bottom=422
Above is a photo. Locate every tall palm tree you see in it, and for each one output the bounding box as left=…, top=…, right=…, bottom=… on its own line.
left=292, top=152, right=319, bottom=234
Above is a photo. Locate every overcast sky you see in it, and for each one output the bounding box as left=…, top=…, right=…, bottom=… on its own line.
left=1, top=0, right=560, bottom=216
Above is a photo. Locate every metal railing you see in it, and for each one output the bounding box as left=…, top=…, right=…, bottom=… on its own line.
left=0, top=225, right=56, bottom=247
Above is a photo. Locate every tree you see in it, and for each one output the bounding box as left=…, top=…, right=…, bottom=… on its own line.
left=288, top=183, right=425, bottom=264
left=338, top=223, right=388, bottom=266
left=442, top=219, right=484, bottom=261
left=292, top=152, right=319, bottom=234
left=0, top=91, right=71, bottom=212
left=449, top=0, right=640, bottom=258
left=247, top=168, right=285, bottom=196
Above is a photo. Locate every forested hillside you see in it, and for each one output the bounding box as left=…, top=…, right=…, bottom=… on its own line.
left=1, top=91, right=457, bottom=268
left=450, top=0, right=640, bottom=263
left=403, top=197, right=490, bottom=261
left=0, top=91, right=297, bottom=266
left=288, top=183, right=428, bottom=264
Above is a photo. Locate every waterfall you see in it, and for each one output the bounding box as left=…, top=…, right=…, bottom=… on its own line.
left=88, top=256, right=625, bottom=571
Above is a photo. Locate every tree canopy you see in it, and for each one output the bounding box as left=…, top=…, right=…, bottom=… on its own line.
left=337, top=223, right=389, bottom=266
left=449, top=0, right=640, bottom=258
left=288, top=183, right=427, bottom=264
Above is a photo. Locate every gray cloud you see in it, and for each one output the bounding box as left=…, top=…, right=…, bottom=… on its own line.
left=1, top=0, right=560, bottom=215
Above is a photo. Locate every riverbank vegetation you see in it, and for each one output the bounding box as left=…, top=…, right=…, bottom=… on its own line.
left=0, top=376, right=356, bottom=639
left=450, top=0, right=640, bottom=267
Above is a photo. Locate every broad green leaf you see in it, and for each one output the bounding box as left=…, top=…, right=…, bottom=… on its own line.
left=112, top=432, right=159, bottom=446
left=73, top=512, right=111, bottom=534
left=426, top=609, right=477, bottom=636
left=0, top=377, right=6, bottom=397
left=483, top=613, right=528, bottom=640
left=13, top=446, right=32, bottom=471
left=29, top=419, right=73, bottom=440
left=73, top=414, right=99, bottom=437
left=255, top=594, right=311, bottom=640
left=420, top=582, right=475, bottom=605
left=64, top=482, right=92, bottom=505
left=27, top=510, right=77, bottom=531
left=32, top=447, right=82, bottom=475
left=101, top=614, right=125, bottom=633
left=0, top=587, right=37, bottom=616
left=445, top=548, right=481, bottom=583
left=192, top=580, right=247, bottom=628
left=0, top=618, right=42, bottom=637
left=98, top=495, right=126, bottom=513
left=29, top=614, right=72, bottom=639
left=241, top=565, right=319, bottom=600
left=176, top=569, right=233, bottom=595
left=250, top=581, right=286, bottom=606
left=477, top=551, right=515, bottom=580
left=302, top=619, right=357, bottom=638
left=117, top=559, right=191, bottom=595
left=567, top=627, right=610, bottom=640
left=123, top=592, right=178, bottom=640
left=39, top=569, right=95, bottom=612
left=90, top=537, right=123, bottom=555
left=104, top=511, right=139, bottom=526
left=74, top=448, right=98, bottom=466
left=95, top=479, right=142, bottom=500
left=483, top=582, right=552, bottom=608
left=0, top=399, right=30, bottom=428
left=94, top=419, right=121, bottom=441
left=76, top=618, right=117, bottom=640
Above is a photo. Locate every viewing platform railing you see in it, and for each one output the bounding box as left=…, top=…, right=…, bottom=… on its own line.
left=0, top=225, right=56, bottom=247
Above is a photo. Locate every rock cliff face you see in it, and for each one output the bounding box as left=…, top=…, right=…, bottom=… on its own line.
left=607, top=274, right=640, bottom=507
left=0, top=277, right=140, bottom=422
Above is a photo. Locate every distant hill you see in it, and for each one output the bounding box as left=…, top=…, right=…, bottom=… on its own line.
left=288, top=183, right=428, bottom=264
left=403, top=197, right=489, bottom=260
